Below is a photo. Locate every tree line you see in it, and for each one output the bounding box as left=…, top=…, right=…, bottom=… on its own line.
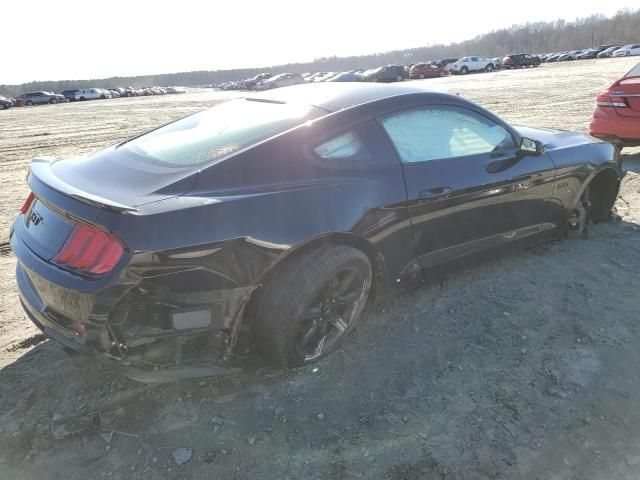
left=1, top=8, right=638, bottom=98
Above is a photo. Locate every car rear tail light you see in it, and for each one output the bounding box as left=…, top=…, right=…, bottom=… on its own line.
left=54, top=223, right=124, bottom=275
left=20, top=192, right=35, bottom=214
left=596, top=93, right=628, bottom=108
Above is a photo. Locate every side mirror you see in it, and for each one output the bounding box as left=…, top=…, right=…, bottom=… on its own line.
left=519, top=137, right=544, bottom=156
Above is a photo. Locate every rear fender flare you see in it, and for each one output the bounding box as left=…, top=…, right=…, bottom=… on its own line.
left=257, top=232, right=384, bottom=286
left=245, top=232, right=383, bottom=325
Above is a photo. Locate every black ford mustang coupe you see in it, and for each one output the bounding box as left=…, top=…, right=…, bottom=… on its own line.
left=11, top=83, right=624, bottom=381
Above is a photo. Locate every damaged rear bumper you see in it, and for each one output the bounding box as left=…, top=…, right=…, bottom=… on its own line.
left=15, top=257, right=254, bottom=383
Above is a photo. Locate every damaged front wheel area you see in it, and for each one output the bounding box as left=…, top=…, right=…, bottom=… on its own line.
left=253, top=245, right=372, bottom=368
left=567, top=186, right=591, bottom=239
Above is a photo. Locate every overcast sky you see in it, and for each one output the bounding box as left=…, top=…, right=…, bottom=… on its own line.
left=2, top=0, right=638, bottom=84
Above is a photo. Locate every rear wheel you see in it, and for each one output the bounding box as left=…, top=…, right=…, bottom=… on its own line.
left=485, top=63, right=494, bottom=72
left=419, top=73, right=425, bottom=79
left=253, top=245, right=373, bottom=367
left=50, top=98, right=57, bottom=104
left=26, top=100, right=33, bottom=106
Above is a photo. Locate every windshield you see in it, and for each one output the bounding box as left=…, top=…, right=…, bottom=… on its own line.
left=118, top=99, right=323, bottom=166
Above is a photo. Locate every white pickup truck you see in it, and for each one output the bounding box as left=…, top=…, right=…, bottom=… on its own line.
left=446, top=56, right=495, bottom=74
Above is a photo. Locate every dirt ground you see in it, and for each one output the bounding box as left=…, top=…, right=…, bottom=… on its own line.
left=1, top=58, right=640, bottom=480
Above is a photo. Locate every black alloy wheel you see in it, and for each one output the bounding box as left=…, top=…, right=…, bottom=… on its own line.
left=253, top=245, right=373, bottom=367
left=295, top=265, right=369, bottom=363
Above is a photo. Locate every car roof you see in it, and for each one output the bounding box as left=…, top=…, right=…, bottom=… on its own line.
left=249, top=82, right=452, bottom=112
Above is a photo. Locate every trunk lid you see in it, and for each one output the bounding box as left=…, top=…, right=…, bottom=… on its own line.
left=17, top=152, right=194, bottom=271
left=42, top=148, right=198, bottom=209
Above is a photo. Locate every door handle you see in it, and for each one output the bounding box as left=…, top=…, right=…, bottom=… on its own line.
left=418, top=187, right=452, bottom=202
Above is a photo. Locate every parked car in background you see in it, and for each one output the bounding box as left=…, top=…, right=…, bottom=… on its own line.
left=20, top=91, right=66, bottom=105
left=362, top=65, right=406, bottom=82
left=255, top=73, right=305, bottom=90
left=327, top=72, right=361, bottom=82
left=557, top=50, right=584, bottom=61
left=384, top=65, right=407, bottom=81
left=109, top=90, right=121, bottom=98
left=613, top=44, right=640, bottom=57
left=75, top=88, right=112, bottom=101
left=244, top=73, right=272, bottom=90
left=545, top=52, right=564, bottom=62
left=61, top=89, right=81, bottom=102
left=598, top=46, right=622, bottom=58
left=589, top=62, right=640, bottom=148
left=10, top=83, right=623, bottom=378
left=435, top=58, right=458, bottom=69
left=447, top=56, right=495, bottom=74
left=165, top=86, right=186, bottom=94
left=577, top=48, right=601, bottom=60
left=110, top=87, right=136, bottom=97
left=502, top=53, right=541, bottom=68
left=313, top=72, right=338, bottom=82
left=408, top=63, right=448, bottom=79
left=0, top=95, right=13, bottom=110
left=577, top=46, right=616, bottom=59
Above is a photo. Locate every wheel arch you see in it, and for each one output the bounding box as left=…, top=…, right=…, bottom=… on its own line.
left=573, top=165, right=622, bottom=221
left=244, top=232, right=383, bottom=324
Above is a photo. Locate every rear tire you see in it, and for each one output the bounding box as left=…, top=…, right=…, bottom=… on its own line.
left=26, top=100, right=33, bottom=106
left=50, top=98, right=57, bottom=104
left=485, top=63, right=494, bottom=72
left=253, top=245, right=372, bottom=368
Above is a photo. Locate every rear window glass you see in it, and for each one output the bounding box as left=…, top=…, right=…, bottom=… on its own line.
left=119, top=99, right=323, bottom=166
left=625, top=64, right=640, bottom=78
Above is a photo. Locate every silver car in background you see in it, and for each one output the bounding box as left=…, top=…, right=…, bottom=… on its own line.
left=255, top=73, right=305, bottom=90
left=20, top=91, right=66, bottom=105
left=75, top=88, right=113, bottom=101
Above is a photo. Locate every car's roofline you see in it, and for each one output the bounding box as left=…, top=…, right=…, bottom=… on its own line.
left=244, top=82, right=462, bottom=113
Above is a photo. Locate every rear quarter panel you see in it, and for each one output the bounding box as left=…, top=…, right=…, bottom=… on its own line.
left=98, top=117, right=415, bottom=287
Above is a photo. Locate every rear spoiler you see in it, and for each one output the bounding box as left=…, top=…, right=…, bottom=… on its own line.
left=28, top=157, right=139, bottom=214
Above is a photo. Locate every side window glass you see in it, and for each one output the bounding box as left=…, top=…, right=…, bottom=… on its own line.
left=314, top=131, right=364, bottom=159
left=380, top=106, right=516, bottom=164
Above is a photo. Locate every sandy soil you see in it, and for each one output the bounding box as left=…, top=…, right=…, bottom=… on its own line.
left=1, top=58, right=640, bottom=479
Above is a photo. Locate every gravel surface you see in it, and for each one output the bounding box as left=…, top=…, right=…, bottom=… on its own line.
left=1, top=58, right=640, bottom=479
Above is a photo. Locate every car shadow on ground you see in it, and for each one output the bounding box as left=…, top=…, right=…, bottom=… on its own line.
left=2, top=215, right=640, bottom=479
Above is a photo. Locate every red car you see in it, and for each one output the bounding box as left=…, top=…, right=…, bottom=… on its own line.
left=408, top=63, right=448, bottom=79
left=589, top=63, right=640, bottom=148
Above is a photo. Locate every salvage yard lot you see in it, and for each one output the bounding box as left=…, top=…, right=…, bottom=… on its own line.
left=1, top=58, right=640, bottom=479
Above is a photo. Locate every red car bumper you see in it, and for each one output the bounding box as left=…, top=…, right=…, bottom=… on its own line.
left=589, top=106, right=640, bottom=146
